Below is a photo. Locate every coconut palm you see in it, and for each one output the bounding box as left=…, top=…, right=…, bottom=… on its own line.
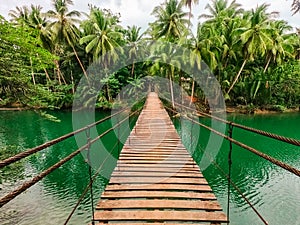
left=125, top=25, right=144, bottom=77
left=200, top=0, right=243, bottom=20
left=292, top=0, right=300, bottom=14
left=149, top=0, right=189, bottom=42
left=9, top=5, right=53, bottom=82
left=264, top=20, right=294, bottom=72
left=181, top=0, right=199, bottom=27
left=226, top=4, right=275, bottom=95
left=47, top=0, right=88, bottom=80
left=79, top=7, right=123, bottom=67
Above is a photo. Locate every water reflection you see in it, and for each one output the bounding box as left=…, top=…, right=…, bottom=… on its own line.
left=175, top=113, right=300, bottom=225
left=0, top=110, right=132, bottom=225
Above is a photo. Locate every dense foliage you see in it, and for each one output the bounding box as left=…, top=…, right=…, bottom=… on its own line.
left=0, top=0, right=299, bottom=112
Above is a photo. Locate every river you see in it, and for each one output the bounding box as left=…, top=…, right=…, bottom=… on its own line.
left=0, top=110, right=299, bottom=225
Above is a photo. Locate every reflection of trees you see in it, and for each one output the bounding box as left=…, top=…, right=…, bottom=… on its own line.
left=0, top=145, right=25, bottom=184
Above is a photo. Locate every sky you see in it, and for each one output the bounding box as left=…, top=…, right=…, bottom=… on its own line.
left=0, top=0, right=299, bottom=33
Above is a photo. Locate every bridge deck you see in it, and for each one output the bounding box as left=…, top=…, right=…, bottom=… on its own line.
left=93, top=92, right=228, bottom=225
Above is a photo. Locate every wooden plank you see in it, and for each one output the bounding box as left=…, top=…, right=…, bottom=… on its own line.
left=96, top=199, right=222, bottom=210
left=109, top=177, right=208, bottom=184
left=101, top=191, right=216, bottom=200
left=94, top=223, right=212, bottom=225
left=114, top=167, right=201, bottom=173
left=94, top=211, right=227, bottom=222
left=120, top=153, right=190, bottom=157
left=92, top=93, right=227, bottom=225
left=105, top=184, right=212, bottom=192
left=116, top=163, right=200, bottom=169
left=111, top=171, right=204, bottom=178
left=115, top=160, right=195, bottom=164
left=118, top=157, right=193, bottom=161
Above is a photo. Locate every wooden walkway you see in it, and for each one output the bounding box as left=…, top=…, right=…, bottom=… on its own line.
left=93, top=92, right=228, bottom=225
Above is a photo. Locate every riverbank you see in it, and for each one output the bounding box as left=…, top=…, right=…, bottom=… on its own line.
left=0, top=104, right=299, bottom=114
left=225, top=106, right=299, bottom=114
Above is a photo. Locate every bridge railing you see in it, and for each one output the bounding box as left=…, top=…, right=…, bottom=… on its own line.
left=0, top=106, right=142, bottom=211
left=163, top=100, right=300, bottom=225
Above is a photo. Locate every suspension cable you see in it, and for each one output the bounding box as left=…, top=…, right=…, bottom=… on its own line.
left=171, top=101, right=300, bottom=147
left=183, top=117, right=269, bottom=225
left=0, top=109, right=140, bottom=208
left=0, top=108, right=128, bottom=169
left=63, top=109, right=140, bottom=225
left=165, top=105, right=300, bottom=177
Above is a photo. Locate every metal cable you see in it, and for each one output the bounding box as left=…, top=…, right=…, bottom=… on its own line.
left=63, top=109, right=140, bottom=225
left=0, top=109, right=139, bottom=208
left=0, top=108, right=128, bottom=169
left=172, top=101, right=300, bottom=147
left=165, top=106, right=300, bottom=177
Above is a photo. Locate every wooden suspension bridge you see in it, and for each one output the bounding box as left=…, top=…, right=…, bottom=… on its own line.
left=92, top=92, right=228, bottom=224
left=1, top=92, right=299, bottom=224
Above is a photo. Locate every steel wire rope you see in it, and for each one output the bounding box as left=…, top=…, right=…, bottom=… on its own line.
left=0, top=108, right=129, bottom=169
left=177, top=111, right=269, bottom=225
left=0, top=108, right=141, bottom=208
left=63, top=109, right=140, bottom=225
left=172, top=101, right=300, bottom=147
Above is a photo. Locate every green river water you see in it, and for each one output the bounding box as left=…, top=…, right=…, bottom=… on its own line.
left=0, top=110, right=299, bottom=225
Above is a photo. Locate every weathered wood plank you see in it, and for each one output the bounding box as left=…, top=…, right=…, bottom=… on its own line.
left=111, top=171, right=204, bottom=178
left=101, top=191, right=216, bottom=200
left=96, top=199, right=222, bottom=210
left=94, top=211, right=227, bottom=222
left=105, top=184, right=212, bottom=192
left=92, top=92, right=227, bottom=224
left=109, top=177, right=208, bottom=184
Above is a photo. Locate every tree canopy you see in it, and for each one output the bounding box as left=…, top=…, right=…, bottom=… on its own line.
left=0, top=0, right=299, bottom=112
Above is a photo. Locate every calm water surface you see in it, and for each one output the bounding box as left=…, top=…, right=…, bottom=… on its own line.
left=176, top=112, right=300, bottom=225
left=0, top=110, right=299, bottom=225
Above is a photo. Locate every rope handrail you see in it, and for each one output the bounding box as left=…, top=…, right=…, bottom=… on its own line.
left=165, top=106, right=268, bottom=225
left=168, top=100, right=300, bottom=147
left=183, top=122, right=269, bottom=225
left=165, top=105, right=300, bottom=177
left=63, top=110, right=138, bottom=225
left=0, top=108, right=141, bottom=208
left=0, top=108, right=128, bottom=169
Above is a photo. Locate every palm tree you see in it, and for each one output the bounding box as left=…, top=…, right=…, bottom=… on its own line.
left=150, top=43, right=183, bottom=107
left=181, top=0, right=199, bottom=27
left=9, top=6, right=30, bottom=26
left=187, top=23, right=219, bottom=104
left=125, top=25, right=144, bottom=77
left=264, top=20, right=294, bottom=73
left=200, top=0, right=243, bottom=20
left=149, top=0, right=189, bottom=42
left=79, top=7, right=123, bottom=67
left=226, top=4, right=275, bottom=95
left=9, top=5, right=52, bottom=82
left=292, top=0, right=300, bottom=14
left=47, top=0, right=88, bottom=80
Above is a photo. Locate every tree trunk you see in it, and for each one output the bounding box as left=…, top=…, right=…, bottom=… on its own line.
left=70, top=71, right=75, bottom=94
left=169, top=74, right=175, bottom=108
left=61, top=72, right=67, bottom=85
left=71, top=45, right=89, bottom=81
left=226, top=59, right=247, bottom=95
left=43, top=68, right=51, bottom=82
left=131, top=62, right=135, bottom=78
left=54, top=60, right=62, bottom=85
left=263, top=55, right=271, bottom=73
left=189, top=79, right=195, bottom=106
left=30, top=57, right=36, bottom=86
